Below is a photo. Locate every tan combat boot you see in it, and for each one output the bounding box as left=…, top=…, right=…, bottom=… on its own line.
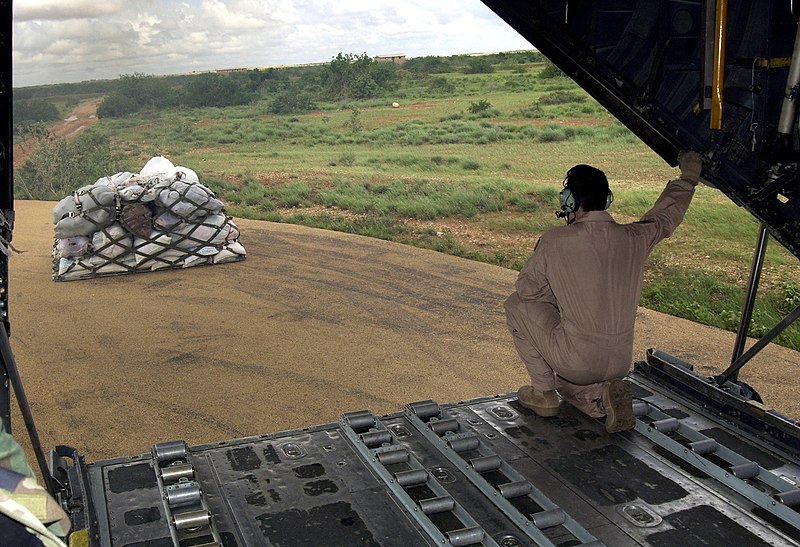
left=517, top=386, right=560, bottom=417
left=602, top=378, right=635, bottom=433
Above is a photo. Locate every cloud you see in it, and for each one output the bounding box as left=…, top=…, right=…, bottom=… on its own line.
left=14, top=0, right=125, bottom=21
left=198, top=0, right=273, bottom=30
left=11, top=0, right=532, bottom=87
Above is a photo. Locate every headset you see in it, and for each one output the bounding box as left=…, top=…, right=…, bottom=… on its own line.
left=556, top=173, right=613, bottom=220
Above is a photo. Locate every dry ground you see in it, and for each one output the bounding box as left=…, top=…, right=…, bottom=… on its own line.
left=7, top=200, right=800, bottom=467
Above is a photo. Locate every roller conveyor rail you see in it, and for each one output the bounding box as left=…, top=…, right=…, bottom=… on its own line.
left=632, top=400, right=800, bottom=531
left=151, top=440, right=222, bottom=547
left=339, top=409, right=499, bottom=547
left=404, top=399, right=603, bottom=547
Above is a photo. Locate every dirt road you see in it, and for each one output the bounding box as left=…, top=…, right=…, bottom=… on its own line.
left=12, top=98, right=102, bottom=168
left=6, top=200, right=799, bottom=465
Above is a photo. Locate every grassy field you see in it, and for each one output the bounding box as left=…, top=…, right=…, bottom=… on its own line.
left=15, top=58, right=800, bottom=351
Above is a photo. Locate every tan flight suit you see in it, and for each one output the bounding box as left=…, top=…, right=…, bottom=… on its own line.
left=505, top=177, right=697, bottom=416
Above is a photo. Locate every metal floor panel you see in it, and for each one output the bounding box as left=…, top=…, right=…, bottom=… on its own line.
left=80, top=387, right=800, bottom=546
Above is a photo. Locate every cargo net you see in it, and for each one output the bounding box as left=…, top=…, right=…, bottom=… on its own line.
left=52, top=156, right=246, bottom=281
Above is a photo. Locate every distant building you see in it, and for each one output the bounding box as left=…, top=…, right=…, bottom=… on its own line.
left=374, top=54, right=406, bottom=65
left=215, top=67, right=249, bottom=75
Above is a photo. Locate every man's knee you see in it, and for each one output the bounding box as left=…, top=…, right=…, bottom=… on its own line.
left=506, top=294, right=560, bottom=334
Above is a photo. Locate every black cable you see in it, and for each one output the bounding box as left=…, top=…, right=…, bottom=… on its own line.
left=0, top=326, right=55, bottom=496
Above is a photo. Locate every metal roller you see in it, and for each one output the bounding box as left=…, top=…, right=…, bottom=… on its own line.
left=446, top=526, right=485, bottom=547
left=343, top=411, right=375, bottom=430
left=407, top=400, right=441, bottom=419
left=160, top=463, right=195, bottom=484
left=376, top=448, right=409, bottom=465
left=774, top=489, right=800, bottom=507
left=498, top=480, right=532, bottom=499
left=650, top=418, right=680, bottom=433
left=153, top=440, right=188, bottom=464
left=632, top=401, right=651, bottom=417
left=689, top=439, right=719, bottom=456
left=166, top=482, right=202, bottom=509
left=360, top=430, right=391, bottom=448
left=447, top=435, right=479, bottom=453
left=469, top=455, right=502, bottom=473
left=729, top=461, right=760, bottom=480
left=428, top=418, right=459, bottom=436
left=418, top=495, right=455, bottom=515
left=394, top=469, right=428, bottom=487
left=172, top=509, right=211, bottom=531
left=531, top=508, right=566, bottom=529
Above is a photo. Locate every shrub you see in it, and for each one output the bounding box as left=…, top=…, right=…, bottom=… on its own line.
left=183, top=73, right=254, bottom=108
left=782, top=277, right=800, bottom=309
left=338, top=152, right=356, bottom=166
left=239, top=180, right=272, bottom=206
left=15, top=129, right=125, bottom=200
left=13, top=99, right=59, bottom=127
left=269, top=90, right=317, bottom=114
left=428, top=77, right=455, bottom=94
left=462, top=160, right=481, bottom=170
left=539, top=59, right=566, bottom=79
left=514, top=103, right=545, bottom=118
left=274, top=181, right=311, bottom=207
left=405, top=56, right=453, bottom=75
left=440, top=112, right=464, bottom=122
left=538, top=91, right=586, bottom=105
left=97, top=73, right=179, bottom=118
left=347, top=106, right=362, bottom=134
left=468, top=99, right=493, bottom=115
left=464, top=57, right=495, bottom=74
left=537, top=126, right=570, bottom=142
left=97, top=93, right=139, bottom=118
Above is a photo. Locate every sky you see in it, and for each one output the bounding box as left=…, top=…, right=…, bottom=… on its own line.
left=12, top=0, right=534, bottom=88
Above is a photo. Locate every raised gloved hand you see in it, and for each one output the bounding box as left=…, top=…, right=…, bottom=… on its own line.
left=677, top=150, right=702, bottom=183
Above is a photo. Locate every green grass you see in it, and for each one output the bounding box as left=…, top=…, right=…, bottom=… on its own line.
left=642, top=265, right=800, bottom=350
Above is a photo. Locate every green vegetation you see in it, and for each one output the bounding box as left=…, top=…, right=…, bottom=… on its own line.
left=642, top=265, right=800, bottom=349
left=13, top=99, right=59, bottom=128
left=13, top=50, right=800, bottom=351
left=15, top=127, right=125, bottom=199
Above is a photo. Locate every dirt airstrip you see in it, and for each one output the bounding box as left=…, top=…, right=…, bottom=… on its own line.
left=6, top=199, right=800, bottom=466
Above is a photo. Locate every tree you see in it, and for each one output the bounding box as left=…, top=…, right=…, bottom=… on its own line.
left=464, top=57, right=495, bottom=74
left=117, top=73, right=176, bottom=109
left=13, top=99, right=59, bottom=127
left=405, top=56, right=453, bottom=75
left=183, top=73, right=253, bottom=108
left=97, top=93, right=139, bottom=118
left=321, top=52, right=397, bottom=101
left=97, top=73, right=178, bottom=118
